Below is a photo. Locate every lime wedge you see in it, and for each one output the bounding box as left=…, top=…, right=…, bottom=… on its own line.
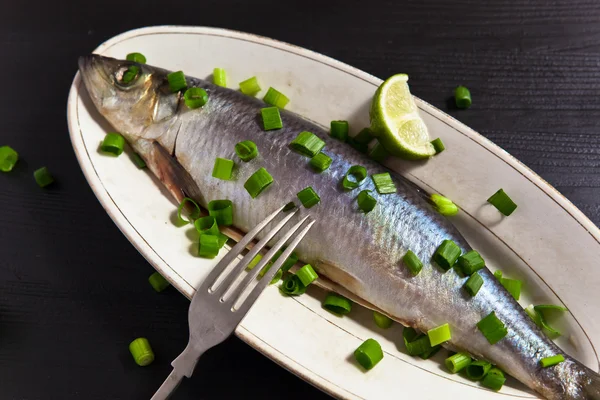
left=370, top=74, right=435, bottom=160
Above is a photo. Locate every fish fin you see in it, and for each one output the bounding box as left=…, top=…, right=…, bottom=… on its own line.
left=150, top=140, right=204, bottom=205
left=580, top=365, right=600, bottom=399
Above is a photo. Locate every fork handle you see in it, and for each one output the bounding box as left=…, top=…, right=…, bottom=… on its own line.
left=150, top=369, right=184, bottom=400
left=150, top=343, right=205, bottom=400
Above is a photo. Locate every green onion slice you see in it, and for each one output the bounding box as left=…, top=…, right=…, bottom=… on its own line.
left=235, top=140, right=258, bottom=162
left=246, top=254, right=263, bottom=271
left=177, top=197, right=201, bottom=225
left=348, top=138, right=369, bottom=154
left=322, top=293, right=352, bottom=315
left=330, top=120, right=349, bottom=142
left=101, top=132, right=125, bottom=156
left=290, top=131, right=325, bottom=157
left=213, top=68, right=226, bottom=87
left=207, top=199, right=233, bottom=226
left=352, top=128, right=373, bottom=145
left=280, top=275, right=306, bottom=296
left=457, top=250, right=485, bottom=275
left=368, top=141, right=389, bottom=163
left=501, top=277, right=522, bottom=301
left=270, top=269, right=283, bottom=285
left=342, top=165, right=367, bottom=190
left=403, top=250, right=423, bottom=276
left=431, top=138, right=445, bottom=154
left=297, top=186, right=320, bottom=208
left=454, top=85, right=472, bottom=109
left=198, top=234, right=220, bottom=259
left=296, top=264, right=318, bottom=286
left=121, top=65, right=140, bottom=84
left=487, top=188, right=517, bottom=216
left=33, top=167, right=54, bottom=188
left=244, top=168, right=274, bottom=199
left=354, top=338, right=383, bottom=370
left=430, top=193, right=458, bottom=216
left=432, top=240, right=461, bottom=271
left=309, top=152, right=332, bottom=172
left=239, top=76, right=261, bottom=96
left=167, top=70, right=187, bottom=93
left=357, top=190, right=377, bottom=213
left=463, top=272, right=484, bottom=297
left=184, top=87, right=209, bottom=109
left=129, top=338, right=154, bottom=366
left=0, top=146, right=19, bottom=172
left=466, top=360, right=492, bottom=380
left=372, top=172, right=397, bottom=194
left=282, top=202, right=296, bottom=212
left=445, top=352, right=472, bottom=374
left=477, top=311, right=508, bottom=345
left=481, top=368, right=506, bottom=391
left=263, top=87, right=289, bottom=108
left=148, top=272, right=170, bottom=292
left=211, top=157, right=234, bottom=180
left=526, top=304, right=567, bottom=338
left=261, top=106, right=283, bottom=131
left=131, top=153, right=146, bottom=169
left=373, top=311, right=393, bottom=329
left=194, top=216, right=220, bottom=236
left=540, top=354, right=565, bottom=368
left=419, top=345, right=441, bottom=360
left=403, top=327, right=434, bottom=356
left=427, top=323, right=451, bottom=346
left=126, top=52, right=146, bottom=64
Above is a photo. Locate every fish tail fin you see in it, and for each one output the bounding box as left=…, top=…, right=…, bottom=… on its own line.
left=580, top=366, right=600, bottom=399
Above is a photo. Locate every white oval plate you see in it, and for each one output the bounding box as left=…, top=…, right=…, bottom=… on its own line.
left=67, top=26, right=600, bottom=399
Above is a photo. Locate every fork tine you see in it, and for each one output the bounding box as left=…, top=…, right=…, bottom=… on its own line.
left=197, top=204, right=291, bottom=294
left=233, top=218, right=316, bottom=315
left=210, top=208, right=299, bottom=297
left=225, top=215, right=311, bottom=304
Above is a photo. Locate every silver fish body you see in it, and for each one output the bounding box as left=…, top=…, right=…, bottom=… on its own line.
left=79, top=55, right=600, bottom=399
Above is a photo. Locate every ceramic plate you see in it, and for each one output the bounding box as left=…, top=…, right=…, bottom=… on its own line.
left=66, top=26, right=600, bottom=399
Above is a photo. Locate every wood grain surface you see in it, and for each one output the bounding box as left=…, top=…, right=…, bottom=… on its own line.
left=1, top=0, right=599, bottom=398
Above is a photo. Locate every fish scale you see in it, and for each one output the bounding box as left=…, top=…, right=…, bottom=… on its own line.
left=79, top=54, right=600, bottom=399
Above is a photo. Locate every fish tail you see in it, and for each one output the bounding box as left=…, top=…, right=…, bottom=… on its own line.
left=579, top=365, right=600, bottom=399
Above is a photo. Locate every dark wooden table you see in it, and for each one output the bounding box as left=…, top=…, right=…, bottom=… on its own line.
left=2, top=0, right=599, bottom=398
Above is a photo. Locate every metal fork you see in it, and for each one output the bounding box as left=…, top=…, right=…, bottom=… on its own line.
left=151, top=204, right=315, bottom=400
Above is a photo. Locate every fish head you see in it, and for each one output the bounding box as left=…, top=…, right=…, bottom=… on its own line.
left=78, top=54, right=179, bottom=140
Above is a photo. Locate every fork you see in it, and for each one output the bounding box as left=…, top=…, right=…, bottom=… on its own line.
left=151, top=204, right=315, bottom=400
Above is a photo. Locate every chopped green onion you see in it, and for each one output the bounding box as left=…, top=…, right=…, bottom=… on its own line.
left=403, top=250, right=423, bottom=276
left=494, top=270, right=503, bottom=280
left=357, top=190, right=377, bottom=213
left=194, top=216, right=220, bottom=236
left=297, top=186, right=320, bottom=208
left=244, top=168, right=273, bottom=199
left=431, top=138, right=445, bottom=154
left=213, top=68, right=226, bottom=87
left=353, top=128, right=373, bottom=145
left=261, top=107, right=283, bottom=131
left=309, top=152, right=332, bottom=172
left=296, top=264, right=318, bottom=286
left=211, top=157, right=235, bottom=180
left=198, top=234, right=220, bottom=258
left=457, top=250, right=485, bottom=275
left=129, top=338, right=154, bottom=366
left=466, top=360, right=491, bottom=380
left=481, top=368, right=506, bottom=391
left=348, top=138, right=369, bottom=154
left=526, top=305, right=567, bottom=338
left=419, top=345, right=441, bottom=360
left=131, top=153, right=146, bottom=169
left=368, top=141, right=389, bottom=163
left=0, top=146, right=19, bottom=172
left=33, top=167, right=54, bottom=188
left=278, top=251, right=299, bottom=272
left=121, top=65, right=140, bottom=84
left=477, top=311, right=508, bottom=345
left=101, top=132, right=125, bottom=156
left=177, top=197, right=201, bottom=225
left=487, top=189, right=517, bottom=216
left=540, top=354, right=565, bottom=368
left=235, top=141, right=258, bottom=162
left=167, top=70, right=187, bottom=92
left=342, top=165, right=367, bottom=190
left=403, top=327, right=434, bottom=356
left=427, top=323, right=451, bottom=346
left=445, top=352, right=472, bottom=374
left=126, top=52, right=146, bottom=64
left=263, top=87, right=289, bottom=108
left=430, top=193, right=459, bottom=216
left=454, top=86, right=472, bottom=109
left=246, top=254, right=263, bottom=271
left=322, top=293, right=352, bottom=315
left=354, top=339, right=383, bottom=370
left=239, top=76, right=261, bottom=96
left=463, top=272, right=484, bottom=297
left=330, top=120, right=349, bottom=142
left=148, top=272, right=170, bottom=292
left=432, top=240, right=461, bottom=271
left=184, top=87, right=208, bottom=109
left=500, top=277, right=522, bottom=300
left=270, top=269, right=283, bottom=285
left=217, top=232, right=228, bottom=249
left=280, top=275, right=306, bottom=296
left=373, top=311, right=393, bottom=329
left=290, top=131, right=325, bottom=157
left=207, top=199, right=233, bottom=226
left=535, top=304, right=568, bottom=313
left=372, top=172, right=396, bottom=194
left=282, top=202, right=296, bottom=212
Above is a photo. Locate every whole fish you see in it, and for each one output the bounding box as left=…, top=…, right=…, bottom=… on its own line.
left=78, top=54, right=600, bottom=399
